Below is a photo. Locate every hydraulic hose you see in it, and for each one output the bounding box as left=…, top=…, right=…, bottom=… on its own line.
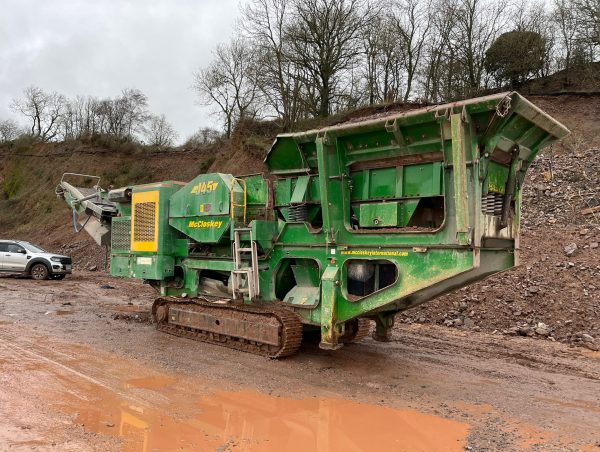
left=72, top=208, right=92, bottom=233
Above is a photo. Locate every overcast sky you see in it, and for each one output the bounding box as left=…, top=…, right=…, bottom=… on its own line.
left=0, top=0, right=243, bottom=142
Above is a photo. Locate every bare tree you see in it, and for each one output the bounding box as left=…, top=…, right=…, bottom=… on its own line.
left=554, top=0, right=578, bottom=73
left=375, top=17, right=406, bottom=103
left=194, top=39, right=261, bottom=137
left=422, top=0, right=459, bottom=102
left=359, top=11, right=386, bottom=105
left=451, top=0, right=508, bottom=95
left=144, top=114, right=178, bottom=147
left=185, top=127, right=222, bottom=146
left=573, top=0, right=600, bottom=59
left=0, top=119, right=20, bottom=142
left=392, top=0, right=432, bottom=101
left=285, top=0, right=374, bottom=117
left=241, top=0, right=305, bottom=129
left=107, top=89, right=149, bottom=139
left=10, top=86, right=66, bottom=141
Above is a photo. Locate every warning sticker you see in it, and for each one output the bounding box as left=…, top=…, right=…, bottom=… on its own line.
left=340, top=250, right=409, bottom=257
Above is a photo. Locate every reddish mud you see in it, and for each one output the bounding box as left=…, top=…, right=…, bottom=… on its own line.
left=1, top=272, right=600, bottom=451
left=0, top=323, right=467, bottom=451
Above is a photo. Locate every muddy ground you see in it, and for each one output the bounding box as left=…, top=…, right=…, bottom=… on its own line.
left=1, top=272, right=599, bottom=451
left=0, top=94, right=598, bottom=451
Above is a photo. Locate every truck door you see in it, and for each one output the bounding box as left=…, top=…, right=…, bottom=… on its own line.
left=4, top=243, right=28, bottom=271
left=0, top=243, right=7, bottom=269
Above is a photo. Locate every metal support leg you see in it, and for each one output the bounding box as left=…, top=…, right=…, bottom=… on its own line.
left=319, top=265, right=343, bottom=350
left=450, top=112, right=471, bottom=246
left=372, top=313, right=395, bottom=342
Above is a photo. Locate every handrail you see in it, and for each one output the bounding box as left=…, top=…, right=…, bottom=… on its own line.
left=60, top=172, right=101, bottom=187
left=230, top=177, right=247, bottom=224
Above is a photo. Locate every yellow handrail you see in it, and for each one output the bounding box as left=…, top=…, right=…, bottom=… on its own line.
left=230, top=177, right=247, bottom=224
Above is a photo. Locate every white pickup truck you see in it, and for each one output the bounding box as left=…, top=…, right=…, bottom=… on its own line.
left=0, top=240, right=72, bottom=280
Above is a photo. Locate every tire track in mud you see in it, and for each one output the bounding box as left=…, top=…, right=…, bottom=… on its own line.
left=0, top=331, right=151, bottom=409
left=383, top=326, right=600, bottom=381
left=0, top=325, right=177, bottom=411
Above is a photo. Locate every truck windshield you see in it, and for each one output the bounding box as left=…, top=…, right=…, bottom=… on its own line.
left=21, top=243, right=47, bottom=253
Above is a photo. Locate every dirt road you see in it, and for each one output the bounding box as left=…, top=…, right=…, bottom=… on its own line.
left=1, top=272, right=599, bottom=451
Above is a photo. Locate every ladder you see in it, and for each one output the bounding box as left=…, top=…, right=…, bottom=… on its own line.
left=232, top=227, right=259, bottom=300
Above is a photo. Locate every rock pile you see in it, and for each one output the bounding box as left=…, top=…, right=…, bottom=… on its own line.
left=401, top=141, right=600, bottom=350
left=522, top=146, right=600, bottom=228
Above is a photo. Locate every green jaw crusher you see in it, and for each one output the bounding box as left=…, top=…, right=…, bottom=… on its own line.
left=58, top=92, right=569, bottom=357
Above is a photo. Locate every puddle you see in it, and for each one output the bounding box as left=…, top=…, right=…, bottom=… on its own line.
left=58, top=385, right=469, bottom=451
left=125, top=376, right=177, bottom=389
left=192, top=390, right=469, bottom=451
left=1, top=330, right=469, bottom=451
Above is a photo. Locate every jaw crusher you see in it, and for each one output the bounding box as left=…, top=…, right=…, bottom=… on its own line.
left=57, top=92, right=569, bottom=357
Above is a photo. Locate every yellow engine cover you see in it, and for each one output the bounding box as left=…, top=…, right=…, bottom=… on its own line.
left=130, top=190, right=159, bottom=252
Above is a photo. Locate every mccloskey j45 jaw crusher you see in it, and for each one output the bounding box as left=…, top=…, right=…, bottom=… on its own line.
left=57, top=92, right=569, bottom=358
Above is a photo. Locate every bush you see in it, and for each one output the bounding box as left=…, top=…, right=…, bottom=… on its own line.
left=2, top=167, right=23, bottom=199
left=485, top=31, right=548, bottom=88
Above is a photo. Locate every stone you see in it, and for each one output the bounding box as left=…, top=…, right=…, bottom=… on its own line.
left=518, top=326, right=531, bottom=336
left=582, top=334, right=594, bottom=343
left=463, top=318, right=475, bottom=328
left=564, top=243, right=578, bottom=256
left=590, top=242, right=599, bottom=249
left=88, top=265, right=98, bottom=271
left=579, top=229, right=590, bottom=235
left=535, top=323, right=550, bottom=336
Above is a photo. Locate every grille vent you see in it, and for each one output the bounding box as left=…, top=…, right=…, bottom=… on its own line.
left=133, top=202, right=156, bottom=242
left=112, top=218, right=131, bottom=250
left=481, top=193, right=503, bottom=216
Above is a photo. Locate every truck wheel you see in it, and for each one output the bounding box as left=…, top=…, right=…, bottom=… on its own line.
left=51, top=274, right=66, bottom=280
left=30, top=263, right=49, bottom=280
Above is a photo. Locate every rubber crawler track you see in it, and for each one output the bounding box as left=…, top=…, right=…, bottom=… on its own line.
left=152, top=297, right=303, bottom=358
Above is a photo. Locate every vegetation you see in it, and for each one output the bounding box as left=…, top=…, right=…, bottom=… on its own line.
left=485, top=31, right=548, bottom=88
left=0, top=0, right=598, bottom=144
left=0, top=87, right=180, bottom=148
left=194, top=0, right=600, bottom=134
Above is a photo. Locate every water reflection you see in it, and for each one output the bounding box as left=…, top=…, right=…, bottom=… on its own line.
left=71, top=388, right=468, bottom=451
